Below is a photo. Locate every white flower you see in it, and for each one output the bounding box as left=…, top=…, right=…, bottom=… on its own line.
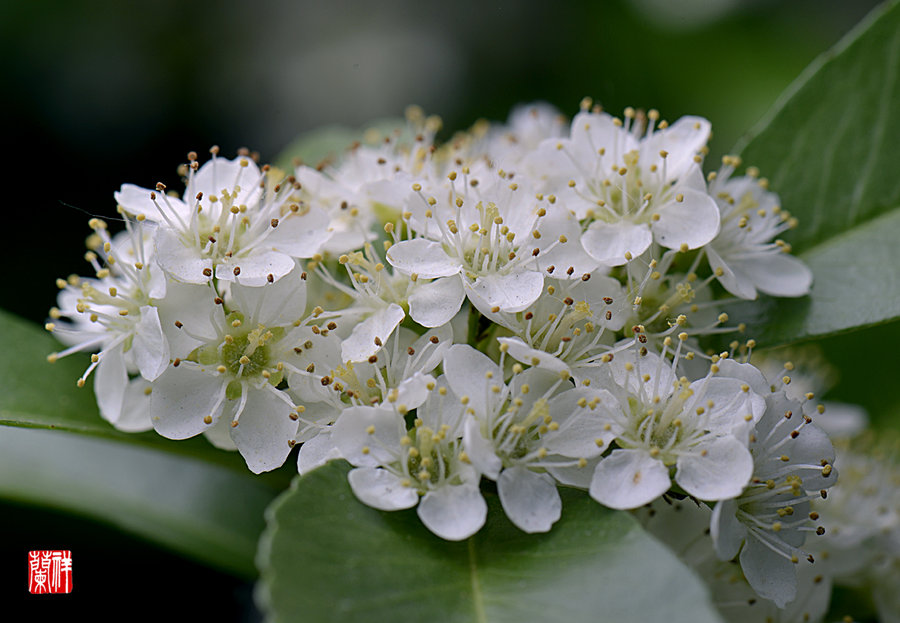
left=386, top=165, right=580, bottom=317
left=710, top=359, right=836, bottom=608
left=291, top=324, right=452, bottom=473
left=443, top=344, right=617, bottom=532
left=331, top=378, right=486, bottom=541
left=115, top=152, right=330, bottom=285
left=47, top=218, right=170, bottom=431
left=585, top=346, right=763, bottom=510
left=705, top=158, right=812, bottom=299
left=149, top=266, right=309, bottom=472
left=529, top=107, right=719, bottom=266
left=494, top=271, right=626, bottom=381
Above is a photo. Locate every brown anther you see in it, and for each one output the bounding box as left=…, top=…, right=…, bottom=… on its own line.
left=173, top=358, right=182, bottom=367
left=430, top=336, right=439, bottom=344
left=174, top=321, right=183, bottom=328
left=202, top=268, right=213, bottom=277
left=267, top=274, right=274, bottom=283
left=233, top=267, right=241, bottom=276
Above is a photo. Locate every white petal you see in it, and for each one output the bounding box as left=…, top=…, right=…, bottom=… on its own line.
left=498, top=466, right=561, bottom=533
left=741, top=253, right=813, bottom=297
left=546, top=457, right=600, bottom=489
left=712, top=358, right=770, bottom=396
left=115, top=184, right=190, bottom=223
left=692, top=376, right=766, bottom=435
left=544, top=389, right=620, bottom=458
left=348, top=467, right=419, bottom=511
left=155, top=228, right=212, bottom=284
left=203, top=415, right=239, bottom=451
left=740, top=538, right=798, bottom=608
left=408, top=277, right=465, bottom=327
left=228, top=265, right=307, bottom=327
left=156, top=281, right=221, bottom=353
left=644, top=116, right=711, bottom=180
left=582, top=221, right=652, bottom=266
left=676, top=437, right=753, bottom=501
left=297, top=429, right=342, bottom=475
left=496, top=337, right=569, bottom=376
left=192, top=156, right=260, bottom=203
left=535, top=210, right=600, bottom=276
left=150, top=365, right=225, bottom=439
left=607, top=349, right=675, bottom=399
left=709, top=499, right=746, bottom=561
left=589, top=449, right=671, bottom=510
left=116, top=377, right=154, bottom=433
left=444, top=344, right=500, bottom=418
left=265, top=207, right=332, bottom=258
left=417, top=484, right=487, bottom=541
left=341, top=304, right=405, bottom=363
left=95, top=343, right=128, bottom=427
left=466, top=270, right=544, bottom=313
left=394, top=373, right=435, bottom=411
left=331, top=406, right=404, bottom=467
left=230, top=386, right=298, bottom=473
left=652, top=189, right=720, bottom=250
left=386, top=238, right=461, bottom=278
left=133, top=306, right=170, bottom=381
left=775, top=421, right=835, bottom=491
left=706, top=245, right=758, bottom=300
left=216, top=251, right=297, bottom=287
left=463, top=416, right=503, bottom=480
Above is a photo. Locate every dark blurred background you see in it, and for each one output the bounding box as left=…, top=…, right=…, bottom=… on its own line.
left=0, top=0, right=882, bottom=618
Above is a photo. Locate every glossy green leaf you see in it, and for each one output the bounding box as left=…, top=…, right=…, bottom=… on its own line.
left=256, top=462, right=724, bottom=623
left=274, top=118, right=405, bottom=170
left=0, top=425, right=276, bottom=579
left=731, top=1, right=900, bottom=345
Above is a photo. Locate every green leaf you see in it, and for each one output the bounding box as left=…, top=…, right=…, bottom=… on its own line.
left=729, top=1, right=900, bottom=346
left=256, top=462, right=724, bottom=623
left=0, top=425, right=276, bottom=579
left=0, top=310, right=292, bottom=576
left=273, top=118, right=405, bottom=170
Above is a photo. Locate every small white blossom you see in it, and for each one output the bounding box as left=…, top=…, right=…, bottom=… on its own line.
left=444, top=344, right=617, bottom=532
left=529, top=107, right=719, bottom=266
left=116, top=153, right=330, bottom=285
left=585, top=346, right=763, bottom=510
left=705, top=157, right=812, bottom=299
left=331, top=377, right=486, bottom=541
left=710, top=359, right=836, bottom=608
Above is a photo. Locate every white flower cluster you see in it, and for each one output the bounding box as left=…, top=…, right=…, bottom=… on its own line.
left=48, top=102, right=832, bottom=611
